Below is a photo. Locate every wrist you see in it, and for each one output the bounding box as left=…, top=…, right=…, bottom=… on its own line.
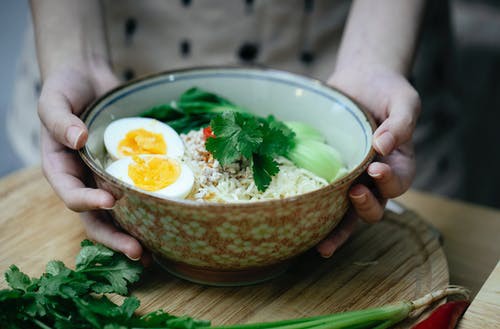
left=42, top=53, right=110, bottom=78
left=329, top=63, right=387, bottom=93
left=42, top=54, right=117, bottom=95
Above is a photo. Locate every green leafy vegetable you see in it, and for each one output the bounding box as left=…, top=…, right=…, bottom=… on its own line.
left=286, top=139, right=344, bottom=182
left=0, top=240, right=207, bottom=329
left=140, top=87, right=244, bottom=133
left=284, top=121, right=325, bottom=142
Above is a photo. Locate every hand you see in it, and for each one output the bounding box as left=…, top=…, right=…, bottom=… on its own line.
left=316, top=66, right=420, bottom=257
left=38, top=62, right=147, bottom=262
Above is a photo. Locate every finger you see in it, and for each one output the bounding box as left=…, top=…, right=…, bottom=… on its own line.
left=38, top=86, right=90, bottom=150
left=140, top=252, right=154, bottom=268
left=349, top=184, right=386, bottom=223
left=367, top=161, right=412, bottom=199
left=41, top=127, right=115, bottom=211
left=367, top=162, right=402, bottom=199
left=368, top=142, right=416, bottom=199
left=373, top=87, right=421, bottom=156
left=81, top=211, right=144, bottom=261
left=316, top=210, right=358, bottom=258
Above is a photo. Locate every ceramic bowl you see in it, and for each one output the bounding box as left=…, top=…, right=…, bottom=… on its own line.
left=79, top=67, right=376, bottom=285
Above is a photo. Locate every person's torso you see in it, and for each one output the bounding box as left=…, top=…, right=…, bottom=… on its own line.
left=102, top=0, right=351, bottom=81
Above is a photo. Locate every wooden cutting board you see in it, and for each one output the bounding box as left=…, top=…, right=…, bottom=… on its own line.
left=0, top=168, right=449, bottom=328
left=458, top=261, right=500, bottom=329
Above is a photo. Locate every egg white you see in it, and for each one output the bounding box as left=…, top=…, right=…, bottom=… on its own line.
left=106, top=155, right=194, bottom=200
left=103, top=117, right=184, bottom=160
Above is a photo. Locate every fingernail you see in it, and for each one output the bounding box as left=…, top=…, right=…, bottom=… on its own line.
left=350, top=193, right=366, bottom=203
left=374, top=131, right=395, bottom=156
left=126, top=254, right=141, bottom=261
left=368, top=167, right=382, bottom=178
left=321, top=250, right=335, bottom=258
left=100, top=206, right=114, bottom=210
left=66, top=126, right=84, bottom=149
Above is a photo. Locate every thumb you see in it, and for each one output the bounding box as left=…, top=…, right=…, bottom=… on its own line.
left=373, top=88, right=421, bottom=156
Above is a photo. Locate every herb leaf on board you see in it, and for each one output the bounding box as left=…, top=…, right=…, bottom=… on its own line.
left=0, top=240, right=209, bottom=328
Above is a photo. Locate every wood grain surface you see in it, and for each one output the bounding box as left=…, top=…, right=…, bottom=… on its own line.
left=458, top=261, right=500, bottom=329
left=397, top=191, right=500, bottom=298
left=0, top=168, right=450, bottom=328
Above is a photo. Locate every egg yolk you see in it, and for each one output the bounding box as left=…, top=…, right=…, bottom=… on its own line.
left=128, top=156, right=180, bottom=191
left=118, top=128, right=167, bottom=157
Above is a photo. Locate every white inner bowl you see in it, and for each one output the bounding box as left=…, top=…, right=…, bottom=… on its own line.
left=83, top=67, right=374, bottom=178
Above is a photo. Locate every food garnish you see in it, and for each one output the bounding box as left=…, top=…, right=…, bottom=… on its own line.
left=206, top=112, right=295, bottom=191
left=0, top=241, right=470, bottom=328
left=0, top=240, right=208, bottom=329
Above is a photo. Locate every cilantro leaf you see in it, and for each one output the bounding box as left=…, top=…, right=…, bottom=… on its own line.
left=259, top=116, right=295, bottom=158
left=81, top=257, right=142, bottom=295
left=74, top=240, right=142, bottom=295
left=37, top=269, right=91, bottom=298
left=206, top=112, right=262, bottom=164
left=75, top=239, right=115, bottom=271
left=206, top=112, right=295, bottom=191
left=46, top=260, right=68, bottom=276
left=1, top=240, right=211, bottom=328
left=252, top=154, right=280, bottom=191
left=5, top=265, right=33, bottom=292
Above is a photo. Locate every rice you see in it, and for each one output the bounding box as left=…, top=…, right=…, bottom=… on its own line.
left=181, top=129, right=328, bottom=202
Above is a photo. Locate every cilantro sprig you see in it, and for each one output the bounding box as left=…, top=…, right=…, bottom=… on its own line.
left=205, top=112, right=295, bottom=191
left=0, top=240, right=469, bottom=329
left=0, top=240, right=210, bottom=329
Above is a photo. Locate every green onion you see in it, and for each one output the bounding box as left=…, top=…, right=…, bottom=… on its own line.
left=210, top=286, right=470, bottom=329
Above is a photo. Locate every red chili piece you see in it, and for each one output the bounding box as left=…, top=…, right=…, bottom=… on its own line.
left=412, top=300, right=470, bottom=329
left=203, top=126, right=215, bottom=140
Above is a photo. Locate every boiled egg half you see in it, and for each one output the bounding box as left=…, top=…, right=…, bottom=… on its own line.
left=106, top=155, right=194, bottom=199
left=104, top=117, right=184, bottom=160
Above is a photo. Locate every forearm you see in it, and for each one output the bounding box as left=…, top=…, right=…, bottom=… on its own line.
left=335, top=0, right=426, bottom=76
left=30, top=0, right=110, bottom=79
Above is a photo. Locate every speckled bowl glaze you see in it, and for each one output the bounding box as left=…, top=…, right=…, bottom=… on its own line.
left=79, top=67, right=376, bottom=285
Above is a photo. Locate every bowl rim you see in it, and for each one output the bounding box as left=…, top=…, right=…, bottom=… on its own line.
left=79, top=66, right=377, bottom=208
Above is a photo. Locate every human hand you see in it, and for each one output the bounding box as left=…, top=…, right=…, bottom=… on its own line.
left=38, top=62, right=147, bottom=262
left=316, top=66, right=420, bottom=257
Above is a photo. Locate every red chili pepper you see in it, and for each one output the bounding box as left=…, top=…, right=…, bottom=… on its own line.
left=412, top=300, right=470, bottom=329
left=203, top=126, right=215, bottom=140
